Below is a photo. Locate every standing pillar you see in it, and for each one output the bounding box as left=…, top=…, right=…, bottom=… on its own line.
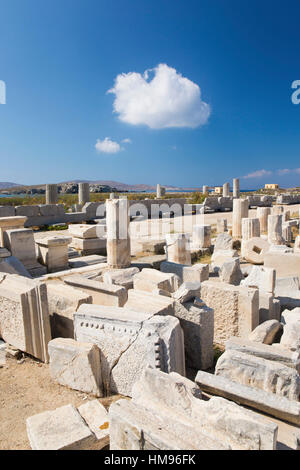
left=217, top=218, right=228, bottom=233
left=165, top=233, right=191, bottom=265
left=202, top=185, right=209, bottom=195
left=268, top=215, right=284, bottom=245
left=256, top=207, right=271, bottom=233
left=156, top=184, right=161, bottom=198
left=78, top=183, right=90, bottom=206
left=232, top=198, right=249, bottom=238
left=106, top=198, right=131, bottom=268
left=192, top=225, right=211, bottom=249
left=223, top=182, right=230, bottom=197
left=233, top=178, right=240, bottom=198
left=46, top=184, right=58, bottom=205
left=241, top=218, right=260, bottom=257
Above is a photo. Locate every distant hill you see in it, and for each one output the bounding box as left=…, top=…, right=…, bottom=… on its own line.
left=0, top=182, right=21, bottom=189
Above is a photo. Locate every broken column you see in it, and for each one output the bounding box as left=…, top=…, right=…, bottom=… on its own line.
left=232, top=198, right=248, bottom=238
left=78, top=183, right=90, bottom=206
left=268, top=214, right=284, bottom=245
left=156, top=184, right=162, bottom=198
left=241, top=218, right=260, bottom=257
left=223, top=182, right=230, bottom=197
left=106, top=198, right=131, bottom=268
left=233, top=178, right=240, bottom=198
left=202, top=185, right=209, bottom=195
left=257, top=207, right=271, bottom=233
left=192, top=224, right=211, bottom=249
left=166, top=233, right=191, bottom=265
left=46, top=184, right=58, bottom=205
left=35, top=235, right=72, bottom=273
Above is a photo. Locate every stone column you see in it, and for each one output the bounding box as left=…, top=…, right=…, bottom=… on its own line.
left=106, top=198, right=131, bottom=268
left=217, top=218, right=227, bottom=233
left=223, top=182, right=230, bottom=197
left=165, top=233, right=191, bottom=265
left=156, top=184, right=161, bottom=198
left=282, top=225, right=292, bottom=244
left=242, top=218, right=260, bottom=241
left=78, top=183, right=90, bottom=206
left=192, top=224, right=211, bottom=249
left=256, top=207, right=271, bottom=233
left=233, top=178, right=240, bottom=198
left=202, top=185, right=209, bottom=195
left=268, top=214, right=284, bottom=245
left=232, top=198, right=249, bottom=238
left=272, top=205, right=284, bottom=216
left=46, top=184, right=58, bottom=205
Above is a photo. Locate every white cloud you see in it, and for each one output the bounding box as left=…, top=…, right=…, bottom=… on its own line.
left=108, top=63, right=211, bottom=129
left=277, top=168, right=300, bottom=175
left=243, top=169, right=272, bottom=179
left=122, top=138, right=132, bottom=144
left=95, top=137, right=123, bottom=154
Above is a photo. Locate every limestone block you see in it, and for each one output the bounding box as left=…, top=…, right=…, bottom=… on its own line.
left=241, top=265, right=275, bottom=293
left=280, top=321, right=300, bottom=352
left=26, top=404, right=97, bottom=450
left=200, top=281, right=259, bottom=345
left=133, top=268, right=179, bottom=294
left=216, top=218, right=227, bottom=233
left=46, top=282, right=92, bottom=338
left=0, top=339, right=6, bottom=367
left=0, top=274, right=51, bottom=362
left=174, top=299, right=214, bottom=370
left=64, top=275, right=127, bottom=307
left=257, top=291, right=280, bottom=323
left=70, top=236, right=106, bottom=255
left=74, top=304, right=185, bottom=396
left=219, top=258, right=243, bottom=285
left=78, top=400, right=109, bottom=449
left=38, top=204, right=61, bottom=217
left=0, top=206, right=15, bottom=217
left=0, top=215, right=26, bottom=245
left=264, top=252, right=300, bottom=279
left=69, top=224, right=102, bottom=239
left=294, top=235, right=300, bottom=253
left=283, top=225, right=292, bottom=243
left=192, top=224, right=211, bottom=249
left=215, top=349, right=300, bottom=401
left=248, top=320, right=283, bottom=344
left=128, top=367, right=277, bottom=451
left=165, top=233, right=191, bottom=265
left=125, top=289, right=175, bottom=316
left=195, top=370, right=300, bottom=426
left=242, top=237, right=270, bottom=264
left=48, top=338, right=102, bottom=396
left=102, top=267, right=140, bottom=290
left=211, top=249, right=239, bottom=271
left=68, top=255, right=107, bottom=269
left=281, top=307, right=300, bottom=325
left=172, top=281, right=201, bottom=303
left=160, top=261, right=209, bottom=283
left=214, top=233, right=233, bottom=251
left=15, top=205, right=39, bottom=217
left=276, top=276, right=300, bottom=291
left=36, top=235, right=72, bottom=273
left=226, top=337, right=300, bottom=372
left=0, top=256, right=32, bottom=278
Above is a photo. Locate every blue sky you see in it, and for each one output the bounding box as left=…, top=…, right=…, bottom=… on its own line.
left=0, top=0, right=300, bottom=189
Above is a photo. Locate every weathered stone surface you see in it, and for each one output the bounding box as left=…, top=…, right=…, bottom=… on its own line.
left=102, top=267, right=140, bottom=289
left=0, top=339, right=6, bottom=367
left=74, top=304, right=185, bottom=396
left=280, top=320, right=300, bottom=352
left=69, top=224, right=100, bottom=239
left=124, top=367, right=277, bottom=450
left=226, top=337, right=300, bottom=372
left=214, top=233, right=233, bottom=251
left=64, top=274, right=127, bottom=307
left=216, top=218, right=227, bottom=233
left=125, top=289, right=175, bottom=316
left=192, top=224, right=211, bottom=249
left=257, top=207, right=271, bottom=233
left=70, top=236, right=106, bottom=255
left=174, top=299, right=214, bottom=370
left=133, top=268, right=179, bottom=294
left=160, top=261, right=209, bottom=283
left=106, top=198, right=131, bottom=268
left=78, top=400, right=109, bottom=448
left=36, top=235, right=72, bottom=273
left=0, top=256, right=32, bottom=278
left=249, top=320, right=282, bottom=344
left=195, top=370, right=300, bottom=426
left=215, top=349, right=300, bottom=401
left=0, top=274, right=51, bottom=362
left=68, top=255, right=107, bottom=269
left=200, top=281, right=259, bottom=345
left=48, top=338, right=102, bottom=396
left=268, top=214, right=285, bottom=245
left=232, top=198, right=248, bottom=238
left=219, top=258, right=243, bottom=285
left=211, top=249, right=239, bottom=271
left=242, top=237, right=270, bottom=264
left=281, top=307, right=300, bottom=325
left=165, top=233, right=191, bottom=265
left=26, top=404, right=97, bottom=450
left=172, top=281, right=201, bottom=303
left=46, top=282, right=92, bottom=338
left=265, top=252, right=300, bottom=279
left=276, top=276, right=300, bottom=291
left=0, top=215, right=26, bottom=245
